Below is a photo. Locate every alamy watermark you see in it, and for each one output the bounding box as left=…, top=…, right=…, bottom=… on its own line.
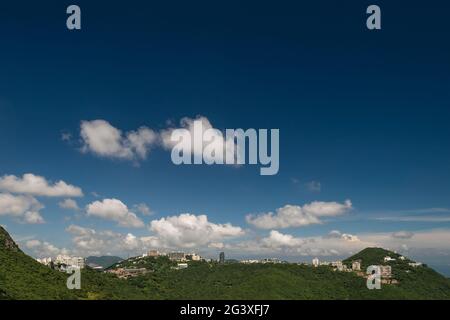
left=169, top=120, right=280, bottom=176
left=366, top=265, right=381, bottom=290
left=65, top=4, right=381, bottom=31
left=66, top=266, right=81, bottom=290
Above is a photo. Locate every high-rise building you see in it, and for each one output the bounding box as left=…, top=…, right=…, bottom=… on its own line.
left=219, top=252, right=225, bottom=264
left=312, top=257, right=319, bottom=267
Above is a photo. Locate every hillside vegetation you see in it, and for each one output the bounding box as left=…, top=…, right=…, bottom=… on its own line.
left=1, top=226, right=449, bottom=300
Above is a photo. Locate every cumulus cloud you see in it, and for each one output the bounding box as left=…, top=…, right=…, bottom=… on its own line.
left=209, top=229, right=450, bottom=260
left=160, top=116, right=238, bottom=164
left=0, top=193, right=45, bottom=224
left=86, top=198, right=144, bottom=228
left=325, top=230, right=360, bottom=242
left=63, top=214, right=244, bottom=256
left=149, top=213, right=245, bottom=249
left=23, top=211, right=45, bottom=224
left=0, top=173, right=83, bottom=197
left=58, top=199, right=80, bottom=211
left=224, top=228, right=374, bottom=258
left=60, top=223, right=450, bottom=261
left=66, top=224, right=156, bottom=256
left=261, top=230, right=305, bottom=248
left=24, top=239, right=69, bottom=258
left=80, top=120, right=157, bottom=162
left=246, top=200, right=352, bottom=229
left=66, top=225, right=111, bottom=256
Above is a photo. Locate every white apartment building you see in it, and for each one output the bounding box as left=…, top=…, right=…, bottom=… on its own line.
left=55, top=255, right=85, bottom=268
left=332, top=261, right=344, bottom=271
left=352, top=260, right=361, bottom=271
left=36, top=257, right=53, bottom=266
left=384, top=256, right=396, bottom=262
left=312, top=257, right=320, bottom=267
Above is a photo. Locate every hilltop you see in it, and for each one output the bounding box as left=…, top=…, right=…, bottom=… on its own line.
left=1, top=226, right=450, bottom=300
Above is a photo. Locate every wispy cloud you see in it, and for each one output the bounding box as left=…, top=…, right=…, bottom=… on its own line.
left=369, top=207, right=450, bottom=222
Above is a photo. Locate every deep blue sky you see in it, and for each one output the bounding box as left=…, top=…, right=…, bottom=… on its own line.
left=0, top=1, right=450, bottom=274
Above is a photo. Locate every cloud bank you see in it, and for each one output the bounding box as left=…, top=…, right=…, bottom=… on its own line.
left=246, top=200, right=352, bottom=229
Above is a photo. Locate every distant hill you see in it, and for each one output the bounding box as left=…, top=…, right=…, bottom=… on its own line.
left=343, top=247, right=407, bottom=267
left=1, top=226, right=450, bottom=300
left=343, top=247, right=450, bottom=299
left=86, top=256, right=123, bottom=269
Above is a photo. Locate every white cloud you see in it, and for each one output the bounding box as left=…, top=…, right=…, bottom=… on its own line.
left=325, top=230, right=360, bottom=242
left=261, top=230, right=305, bottom=248
left=160, top=116, right=238, bottom=164
left=0, top=173, right=83, bottom=197
left=208, top=242, right=225, bottom=249
left=25, top=239, right=41, bottom=248
left=63, top=215, right=244, bottom=256
left=80, top=120, right=157, bottom=162
left=148, top=213, right=245, bottom=249
left=60, top=221, right=450, bottom=262
left=227, top=229, right=368, bottom=257
left=246, top=200, right=352, bottom=229
left=227, top=229, right=450, bottom=259
left=86, top=198, right=144, bottom=228
left=58, top=199, right=80, bottom=211
left=66, top=224, right=155, bottom=256
left=134, top=203, right=153, bottom=216
left=23, top=211, right=45, bottom=224
left=24, top=239, right=69, bottom=258
left=0, top=193, right=45, bottom=224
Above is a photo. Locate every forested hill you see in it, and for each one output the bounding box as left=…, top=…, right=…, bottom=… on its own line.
left=1, top=226, right=449, bottom=300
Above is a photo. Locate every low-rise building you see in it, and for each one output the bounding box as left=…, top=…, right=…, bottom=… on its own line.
left=261, top=258, right=282, bottom=264
left=36, top=257, right=53, bottom=266
left=241, top=259, right=260, bottom=264
left=331, top=261, right=343, bottom=271
left=352, top=260, right=362, bottom=271
left=148, top=250, right=160, bottom=257
left=55, top=255, right=85, bottom=269
left=384, top=256, right=396, bottom=262
left=380, top=265, right=392, bottom=278
left=168, top=252, right=186, bottom=261
left=186, top=253, right=201, bottom=261
left=408, top=262, right=423, bottom=267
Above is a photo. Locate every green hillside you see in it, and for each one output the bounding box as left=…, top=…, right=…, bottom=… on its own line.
left=0, top=226, right=76, bottom=299
left=343, top=247, right=450, bottom=299
left=0, top=226, right=145, bottom=300
left=1, top=226, right=450, bottom=300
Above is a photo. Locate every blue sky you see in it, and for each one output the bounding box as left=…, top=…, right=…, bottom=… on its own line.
left=1, top=1, right=450, bottom=275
